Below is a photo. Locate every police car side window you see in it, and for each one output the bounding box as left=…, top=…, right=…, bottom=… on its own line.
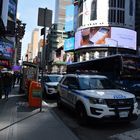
left=68, top=77, right=79, bottom=90
left=62, top=78, right=68, bottom=86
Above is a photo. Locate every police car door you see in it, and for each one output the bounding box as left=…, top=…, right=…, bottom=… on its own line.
left=66, top=77, right=78, bottom=107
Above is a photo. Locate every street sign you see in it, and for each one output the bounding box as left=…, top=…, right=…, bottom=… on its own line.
left=37, top=8, right=52, bottom=27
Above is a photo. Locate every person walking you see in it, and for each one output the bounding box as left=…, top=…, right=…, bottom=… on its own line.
left=2, top=72, right=12, bottom=99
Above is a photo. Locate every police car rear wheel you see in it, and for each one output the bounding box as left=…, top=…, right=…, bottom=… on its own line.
left=76, top=104, right=88, bottom=126
left=57, top=94, right=62, bottom=108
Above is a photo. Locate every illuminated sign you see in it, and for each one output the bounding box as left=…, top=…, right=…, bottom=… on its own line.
left=75, top=27, right=136, bottom=50
left=65, top=5, right=74, bottom=32
left=0, top=39, right=14, bottom=58
left=64, top=37, right=75, bottom=51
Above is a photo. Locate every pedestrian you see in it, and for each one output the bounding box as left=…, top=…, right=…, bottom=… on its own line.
left=16, top=72, right=21, bottom=84
left=2, top=72, right=12, bottom=99
left=12, top=71, right=17, bottom=88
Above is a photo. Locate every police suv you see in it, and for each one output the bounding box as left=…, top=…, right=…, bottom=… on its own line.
left=57, top=74, right=139, bottom=125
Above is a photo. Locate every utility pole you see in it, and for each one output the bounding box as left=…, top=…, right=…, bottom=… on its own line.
left=40, top=8, right=47, bottom=112
left=37, top=7, right=52, bottom=112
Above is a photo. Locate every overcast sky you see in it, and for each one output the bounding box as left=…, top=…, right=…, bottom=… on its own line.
left=17, top=0, right=55, bottom=59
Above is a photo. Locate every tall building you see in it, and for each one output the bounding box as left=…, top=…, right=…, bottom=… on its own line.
left=46, top=0, right=72, bottom=72
left=0, top=0, right=18, bottom=68
left=26, top=43, right=32, bottom=62
left=54, top=0, right=72, bottom=26
left=31, top=28, right=39, bottom=62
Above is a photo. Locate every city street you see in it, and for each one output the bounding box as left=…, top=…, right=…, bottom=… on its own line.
left=44, top=98, right=140, bottom=140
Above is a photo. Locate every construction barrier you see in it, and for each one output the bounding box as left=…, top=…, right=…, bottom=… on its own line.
left=28, top=80, right=42, bottom=107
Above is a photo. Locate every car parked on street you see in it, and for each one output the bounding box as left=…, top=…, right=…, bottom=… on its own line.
left=57, top=74, right=139, bottom=125
left=42, top=74, right=63, bottom=98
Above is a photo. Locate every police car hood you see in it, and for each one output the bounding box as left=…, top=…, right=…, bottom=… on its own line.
left=77, top=89, right=135, bottom=99
left=45, top=82, right=58, bottom=86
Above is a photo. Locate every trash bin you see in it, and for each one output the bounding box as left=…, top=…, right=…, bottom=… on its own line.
left=28, top=80, right=42, bottom=107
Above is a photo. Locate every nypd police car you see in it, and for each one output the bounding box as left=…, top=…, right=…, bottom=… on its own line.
left=57, top=74, right=139, bottom=125
left=43, top=74, right=63, bottom=98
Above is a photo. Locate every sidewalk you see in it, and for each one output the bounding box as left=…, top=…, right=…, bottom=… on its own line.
left=0, top=85, right=79, bottom=140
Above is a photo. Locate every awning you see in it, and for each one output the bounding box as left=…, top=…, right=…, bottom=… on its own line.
left=52, top=61, right=66, bottom=66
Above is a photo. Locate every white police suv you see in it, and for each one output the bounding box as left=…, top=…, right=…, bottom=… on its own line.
left=43, top=74, right=63, bottom=98
left=57, top=74, right=139, bottom=125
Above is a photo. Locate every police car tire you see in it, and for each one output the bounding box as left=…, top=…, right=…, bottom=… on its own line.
left=57, top=94, right=62, bottom=109
left=76, top=104, right=88, bottom=126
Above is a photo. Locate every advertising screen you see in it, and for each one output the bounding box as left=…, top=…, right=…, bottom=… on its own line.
left=64, top=37, right=75, bottom=51
left=0, top=40, right=14, bottom=58
left=65, top=52, right=74, bottom=64
left=75, top=27, right=136, bottom=50
left=65, top=5, right=74, bottom=32
left=8, top=0, right=17, bottom=22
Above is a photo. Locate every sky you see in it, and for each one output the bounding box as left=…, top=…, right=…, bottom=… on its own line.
left=17, top=0, right=56, bottom=58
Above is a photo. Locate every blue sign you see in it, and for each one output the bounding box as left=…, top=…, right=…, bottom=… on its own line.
left=64, top=37, right=75, bottom=51
left=65, top=5, right=74, bottom=32
left=0, top=39, right=14, bottom=59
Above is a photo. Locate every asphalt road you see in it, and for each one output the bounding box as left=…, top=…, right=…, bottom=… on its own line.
left=45, top=98, right=140, bottom=140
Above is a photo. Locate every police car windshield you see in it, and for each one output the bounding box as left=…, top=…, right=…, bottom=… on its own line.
left=45, top=75, right=62, bottom=82
left=78, top=77, right=117, bottom=90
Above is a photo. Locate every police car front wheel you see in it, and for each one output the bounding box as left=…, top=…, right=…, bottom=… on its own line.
left=76, top=104, right=88, bottom=126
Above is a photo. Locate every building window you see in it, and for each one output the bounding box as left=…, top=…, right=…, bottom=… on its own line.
left=109, top=0, right=125, bottom=24
left=78, top=2, right=83, bottom=27
left=129, top=0, right=133, bottom=16
left=109, top=0, right=117, bottom=7
left=90, top=0, right=97, bottom=20
left=109, top=0, right=125, bottom=8
left=117, top=10, right=124, bottom=23
left=109, top=9, right=116, bottom=22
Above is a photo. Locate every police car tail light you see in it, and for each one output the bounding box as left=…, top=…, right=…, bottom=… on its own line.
left=89, top=97, right=106, bottom=104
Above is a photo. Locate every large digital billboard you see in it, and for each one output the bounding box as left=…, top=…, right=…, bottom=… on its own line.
left=65, top=5, right=74, bottom=32
left=64, top=37, right=75, bottom=51
left=75, top=27, right=136, bottom=50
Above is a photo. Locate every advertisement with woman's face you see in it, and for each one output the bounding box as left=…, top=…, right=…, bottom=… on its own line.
left=75, top=27, right=136, bottom=50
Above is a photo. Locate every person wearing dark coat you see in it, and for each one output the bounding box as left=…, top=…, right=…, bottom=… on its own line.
left=2, top=72, right=12, bottom=99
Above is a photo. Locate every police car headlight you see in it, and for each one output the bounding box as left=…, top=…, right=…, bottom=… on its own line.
left=89, top=97, right=106, bottom=104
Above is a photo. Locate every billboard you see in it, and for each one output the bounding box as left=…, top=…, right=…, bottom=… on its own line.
left=75, top=27, right=136, bottom=50
left=65, top=5, right=74, bottom=32
left=0, top=39, right=14, bottom=58
left=8, top=0, right=17, bottom=22
left=66, top=52, right=74, bottom=64
left=64, top=37, right=75, bottom=51
left=74, top=5, right=78, bottom=32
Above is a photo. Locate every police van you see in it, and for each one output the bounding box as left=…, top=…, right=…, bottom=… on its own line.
left=57, top=74, right=139, bottom=125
